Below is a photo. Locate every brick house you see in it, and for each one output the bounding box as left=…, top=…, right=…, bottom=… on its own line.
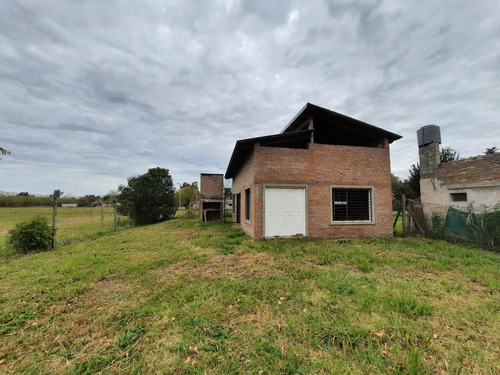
left=418, top=125, right=500, bottom=215
left=199, top=173, right=224, bottom=222
left=225, top=103, right=402, bottom=239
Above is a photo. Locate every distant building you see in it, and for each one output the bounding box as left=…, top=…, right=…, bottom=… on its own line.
left=61, top=203, right=77, bottom=208
left=199, top=173, right=224, bottom=222
left=418, top=125, right=500, bottom=214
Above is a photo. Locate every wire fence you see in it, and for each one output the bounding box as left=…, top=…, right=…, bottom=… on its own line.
left=395, top=196, right=500, bottom=249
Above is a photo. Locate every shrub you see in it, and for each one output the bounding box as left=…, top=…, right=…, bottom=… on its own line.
left=7, top=216, right=54, bottom=254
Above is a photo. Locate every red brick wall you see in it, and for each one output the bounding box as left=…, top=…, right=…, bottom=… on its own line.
left=200, top=174, right=223, bottom=199
left=232, top=153, right=256, bottom=238
left=232, top=143, right=393, bottom=239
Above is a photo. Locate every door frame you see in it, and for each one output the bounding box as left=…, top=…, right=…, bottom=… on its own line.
left=263, top=184, right=308, bottom=238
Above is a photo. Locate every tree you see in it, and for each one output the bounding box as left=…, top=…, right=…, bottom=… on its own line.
left=440, top=147, right=460, bottom=163
left=485, top=147, right=498, bottom=155
left=0, top=147, right=10, bottom=160
left=174, top=183, right=199, bottom=209
left=391, top=174, right=409, bottom=200
left=117, top=167, right=176, bottom=225
left=77, top=194, right=101, bottom=207
left=103, top=190, right=118, bottom=204
left=181, top=181, right=198, bottom=190
left=406, top=164, right=420, bottom=199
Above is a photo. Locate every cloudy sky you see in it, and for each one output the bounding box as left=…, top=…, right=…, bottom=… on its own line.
left=1, top=0, right=499, bottom=197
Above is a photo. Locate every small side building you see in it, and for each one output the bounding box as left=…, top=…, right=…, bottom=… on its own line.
left=418, top=125, right=500, bottom=214
left=225, top=103, right=401, bottom=240
left=199, top=173, right=224, bottom=222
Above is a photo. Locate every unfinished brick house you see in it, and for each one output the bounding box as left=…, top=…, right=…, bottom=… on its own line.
left=418, top=125, right=500, bottom=215
left=225, top=103, right=402, bottom=239
left=199, top=173, right=224, bottom=222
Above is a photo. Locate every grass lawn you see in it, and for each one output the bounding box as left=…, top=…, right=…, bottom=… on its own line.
left=0, top=219, right=499, bottom=374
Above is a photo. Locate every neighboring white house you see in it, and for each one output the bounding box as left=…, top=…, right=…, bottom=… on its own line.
left=417, top=125, right=500, bottom=215
left=61, top=203, right=78, bottom=208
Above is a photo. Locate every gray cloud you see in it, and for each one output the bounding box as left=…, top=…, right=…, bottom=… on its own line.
left=0, top=0, right=499, bottom=196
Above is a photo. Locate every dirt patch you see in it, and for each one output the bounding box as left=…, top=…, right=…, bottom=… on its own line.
left=163, top=221, right=187, bottom=228
left=89, top=280, right=131, bottom=300
left=154, top=252, right=283, bottom=280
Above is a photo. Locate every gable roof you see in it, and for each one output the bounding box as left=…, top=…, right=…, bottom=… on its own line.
left=225, top=103, right=402, bottom=179
left=281, top=103, right=402, bottom=143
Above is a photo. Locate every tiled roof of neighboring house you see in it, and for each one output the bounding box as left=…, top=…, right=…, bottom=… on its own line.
left=437, top=153, right=500, bottom=187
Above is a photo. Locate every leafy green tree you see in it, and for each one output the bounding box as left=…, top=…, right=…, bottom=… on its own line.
left=103, top=190, right=119, bottom=204
left=406, top=164, right=421, bottom=199
left=0, top=147, right=10, bottom=160
left=391, top=174, right=410, bottom=200
left=77, top=194, right=101, bottom=207
left=440, top=147, right=460, bottom=163
left=117, top=167, right=176, bottom=225
left=485, top=147, right=498, bottom=155
left=181, top=181, right=198, bottom=189
left=174, top=184, right=199, bottom=208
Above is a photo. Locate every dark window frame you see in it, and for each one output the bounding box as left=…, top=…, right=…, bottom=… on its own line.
left=450, top=192, right=467, bottom=202
left=245, top=188, right=251, bottom=221
left=331, top=187, right=373, bottom=222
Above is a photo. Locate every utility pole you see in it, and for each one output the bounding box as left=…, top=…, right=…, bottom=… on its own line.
left=178, top=183, right=182, bottom=209
left=51, top=189, right=63, bottom=248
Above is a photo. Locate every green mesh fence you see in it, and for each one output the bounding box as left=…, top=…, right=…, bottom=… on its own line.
left=443, top=207, right=500, bottom=247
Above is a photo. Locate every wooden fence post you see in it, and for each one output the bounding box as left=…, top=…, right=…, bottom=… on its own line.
left=113, top=203, right=117, bottom=230
left=401, top=194, right=406, bottom=236
left=52, top=202, right=57, bottom=248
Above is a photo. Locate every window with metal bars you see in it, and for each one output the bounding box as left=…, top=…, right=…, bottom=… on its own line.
left=332, top=188, right=372, bottom=222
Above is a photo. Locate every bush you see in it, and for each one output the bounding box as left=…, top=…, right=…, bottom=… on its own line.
left=7, top=216, right=54, bottom=254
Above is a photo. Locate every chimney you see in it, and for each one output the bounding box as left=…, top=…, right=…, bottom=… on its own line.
left=417, top=125, right=441, bottom=179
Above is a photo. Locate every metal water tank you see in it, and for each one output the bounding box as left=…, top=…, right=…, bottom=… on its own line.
left=417, top=125, right=441, bottom=146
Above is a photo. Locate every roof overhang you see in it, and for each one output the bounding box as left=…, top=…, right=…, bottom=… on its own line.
left=224, top=129, right=313, bottom=179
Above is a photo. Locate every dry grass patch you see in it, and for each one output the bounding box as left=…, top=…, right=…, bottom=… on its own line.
left=151, top=252, right=283, bottom=282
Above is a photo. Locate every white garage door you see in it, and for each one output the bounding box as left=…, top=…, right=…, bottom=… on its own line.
left=264, top=187, right=306, bottom=237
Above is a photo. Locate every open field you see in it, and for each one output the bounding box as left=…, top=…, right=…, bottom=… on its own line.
left=0, top=207, right=130, bottom=251
left=0, top=219, right=499, bottom=374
